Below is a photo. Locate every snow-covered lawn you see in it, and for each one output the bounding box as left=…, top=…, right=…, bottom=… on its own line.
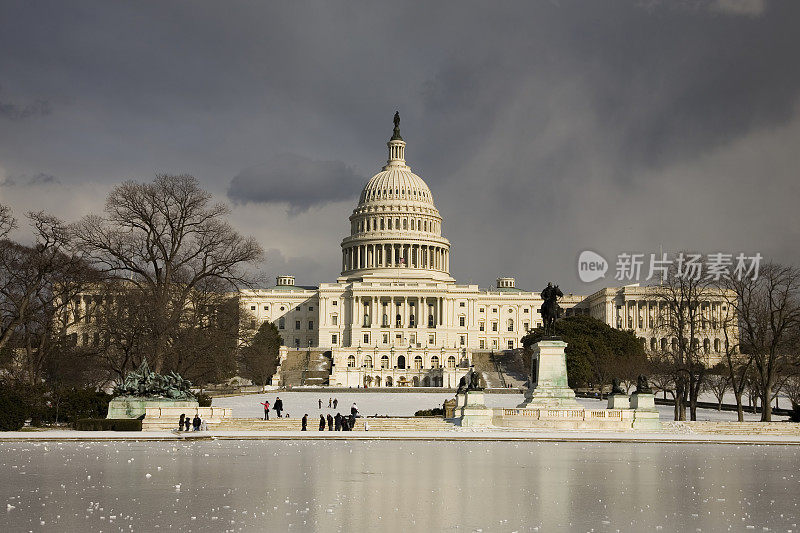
left=213, top=391, right=783, bottom=421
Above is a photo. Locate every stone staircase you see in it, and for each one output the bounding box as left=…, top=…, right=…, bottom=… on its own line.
left=214, top=417, right=455, bottom=431
left=682, top=421, right=800, bottom=436
left=471, top=350, right=528, bottom=389
left=277, top=350, right=332, bottom=386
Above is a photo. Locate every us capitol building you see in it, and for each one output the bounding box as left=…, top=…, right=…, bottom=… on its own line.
left=240, top=116, right=732, bottom=388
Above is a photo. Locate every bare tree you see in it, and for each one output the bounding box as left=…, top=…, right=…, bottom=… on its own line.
left=72, top=175, right=263, bottom=373
left=652, top=257, right=718, bottom=420
left=704, top=366, right=731, bottom=411
left=724, top=263, right=800, bottom=421
left=0, top=209, right=98, bottom=385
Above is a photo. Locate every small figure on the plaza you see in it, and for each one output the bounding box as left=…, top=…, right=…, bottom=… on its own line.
left=319, top=414, right=326, bottom=431
left=610, top=378, right=626, bottom=395
left=540, top=282, right=564, bottom=337
left=635, top=375, right=653, bottom=395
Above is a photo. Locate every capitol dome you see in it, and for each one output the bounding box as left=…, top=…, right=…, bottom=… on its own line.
left=339, top=113, right=452, bottom=283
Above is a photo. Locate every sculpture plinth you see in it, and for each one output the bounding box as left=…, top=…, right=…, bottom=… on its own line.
left=518, top=340, right=581, bottom=409
left=458, top=390, right=493, bottom=427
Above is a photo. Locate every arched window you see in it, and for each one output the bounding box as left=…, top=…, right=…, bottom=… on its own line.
left=703, top=339, right=710, bottom=354
left=412, top=376, right=419, bottom=387
left=397, top=355, right=406, bottom=369
left=364, top=355, right=373, bottom=368
left=380, top=355, right=389, bottom=369
left=714, top=338, right=721, bottom=352
left=661, top=338, right=667, bottom=351
left=414, top=355, right=423, bottom=369
left=347, top=355, right=356, bottom=368
left=403, top=219, right=408, bottom=229
left=422, top=376, right=430, bottom=387
left=650, top=338, right=657, bottom=351
left=374, top=376, right=381, bottom=387
left=447, top=355, right=456, bottom=368
left=430, top=355, right=440, bottom=368
left=672, top=338, right=678, bottom=351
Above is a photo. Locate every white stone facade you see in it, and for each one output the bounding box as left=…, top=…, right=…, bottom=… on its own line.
left=238, top=120, right=734, bottom=387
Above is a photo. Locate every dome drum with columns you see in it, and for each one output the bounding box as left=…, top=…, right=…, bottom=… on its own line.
left=237, top=114, right=735, bottom=388
left=339, top=126, right=452, bottom=283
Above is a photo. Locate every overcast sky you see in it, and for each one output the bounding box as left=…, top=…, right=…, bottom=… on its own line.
left=1, top=0, right=798, bottom=292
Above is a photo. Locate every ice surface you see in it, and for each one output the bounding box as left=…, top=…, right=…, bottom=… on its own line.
left=0, top=440, right=798, bottom=532
left=213, top=391, right=783, bottom=421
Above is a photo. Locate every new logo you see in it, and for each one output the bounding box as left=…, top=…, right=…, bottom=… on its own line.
left=578, top=250, right=608, bottom=283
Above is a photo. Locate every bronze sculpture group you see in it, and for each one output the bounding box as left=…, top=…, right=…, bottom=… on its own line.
left=115, top=360, right=195, bottom=400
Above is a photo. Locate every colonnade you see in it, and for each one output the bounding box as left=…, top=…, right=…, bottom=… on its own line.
left=614, top=299, right=727, bottom=330
left=342, top=243, right=449, bottom=272
left=350, top=295, right=446, bottom=329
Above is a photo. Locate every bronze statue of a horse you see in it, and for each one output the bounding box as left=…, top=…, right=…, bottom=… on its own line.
left=539, top=282, right=563, bottom=337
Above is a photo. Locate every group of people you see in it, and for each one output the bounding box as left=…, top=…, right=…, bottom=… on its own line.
left=177, top=413, right=205, bottom=432
left=259, top=397, right=287, bottom=420
left=257, top=396, right=363, bottom=431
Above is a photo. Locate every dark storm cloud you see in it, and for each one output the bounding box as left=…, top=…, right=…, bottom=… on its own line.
left=0, top=97, right=51, bottom=121
left=0, top=0, right=798, bottom=289
left=227, top=153, right=364, bottom=213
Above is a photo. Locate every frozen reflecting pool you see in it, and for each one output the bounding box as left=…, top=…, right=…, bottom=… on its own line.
left=1, top=440, right=799, bottom=532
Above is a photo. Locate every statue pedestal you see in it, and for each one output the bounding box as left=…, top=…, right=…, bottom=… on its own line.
left=630, top=392, right=661, bottom=430
left=107, top=397, right=199, bottom=420
left=517, top=340, right=581, bottom=409
left=607, top=394, right=630, bottom=409
left=458, top=390, right=493, bottom=427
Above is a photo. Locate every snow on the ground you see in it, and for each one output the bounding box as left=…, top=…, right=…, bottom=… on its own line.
left=213, top=391, right=784, bottom=421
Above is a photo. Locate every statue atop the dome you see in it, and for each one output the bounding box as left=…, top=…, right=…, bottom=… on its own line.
left=391, top=111, right=403, bottom=141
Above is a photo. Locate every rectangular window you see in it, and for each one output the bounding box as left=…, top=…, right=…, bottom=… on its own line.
left=508, top=340, right=514, bottom=349
left=363, top=333, right=370, bottom=344
left=308, top=321, right=314, bottom=330
left=295, top=320, right=301, bottom=330
left=250, top=305, right=256, bottom=311
left=459, top=301, right=465, bottom=307
left=332, top=301, right=338, bottom=306
left=492, top=339, right=498, bottom=349
left=309, top=306, right=314, bottom=311
left=479, top=339, right=485, bottom=349
left=492, top=322, right=498, bottom=332
left=331, top=334, right=338, bottom=344
left=294, top=338, right=300, bottom=347
left=523, top=321, right=529, bottom=331
left=460, top=335, right=465, bottom=346
left=479, top=321, right=485, bottom=332
left=523, top=308, right=529, bottom=313
left=279, top=318, right=285, bottom=329
left=264, top=305, right=269, bottom=310
left=383, top=333, right=388, bottom=344
left=459, top=316, right=466, bottom=327
left=331, top=315, right=338, bottom=325
left=429, top=334, right=435, bottom=344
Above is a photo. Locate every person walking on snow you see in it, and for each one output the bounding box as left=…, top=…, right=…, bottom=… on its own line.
left=351, top=403, right=358, bottom=417
left=274, top=397, right=284, bottom=418
left=301, top=414, right=308, bottom=431
left=327, top=413, right=333, bottom=431
left=319, top=414, right=326, bottom=431
left=260, top=400, right=270, bottom=420
left=333, top=398, right=338, bottom=409
left=318, top=398, right=322, bottom=409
